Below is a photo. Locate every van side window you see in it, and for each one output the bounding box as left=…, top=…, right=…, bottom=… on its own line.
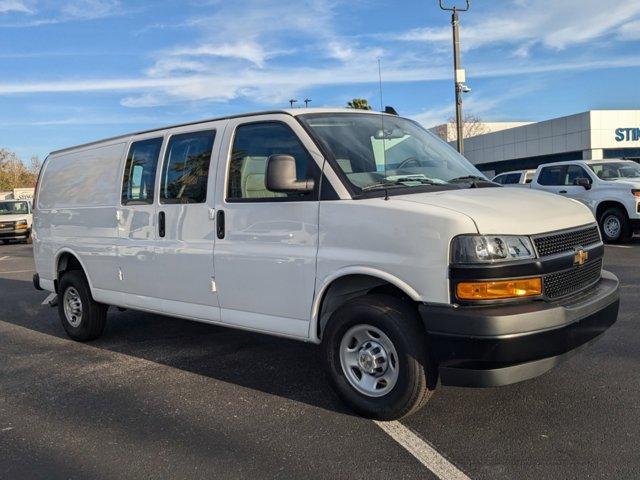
left=493, top=175, right=505, bottom=184
left=537, top=166, right=566, bottom=186
left=121, top=138, right=163, bottom=205
left=160, top=130, right=216, bottom=204
left=227, top=122, right=315, bottom=201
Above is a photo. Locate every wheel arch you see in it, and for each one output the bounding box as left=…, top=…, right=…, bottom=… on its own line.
left=53, top=248, right=94, bottom=294
left=596, top=200, right=630, bottom=220
left=310, top=267, right=422, bottom=343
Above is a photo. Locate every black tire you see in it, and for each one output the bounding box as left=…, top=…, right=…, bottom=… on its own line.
left=25, top=233, right=32, bottom=244
left=323, top=294, right=433, bottom=420
left=599, top=207, right=632, bottom=244
left=57, top=270, right=107, bottom=341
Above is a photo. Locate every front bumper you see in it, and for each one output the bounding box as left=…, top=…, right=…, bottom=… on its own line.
left=420, top=270, right=619, bottom=388
left=0, top=227, right=30, bottom=240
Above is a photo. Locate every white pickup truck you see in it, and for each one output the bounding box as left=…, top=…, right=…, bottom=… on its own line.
left=528, top=159, right=640, bottom=243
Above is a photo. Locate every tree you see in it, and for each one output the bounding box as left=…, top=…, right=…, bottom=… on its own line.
left=433, top=115, right=489, bottom=142
left=0, top=149, right=40, bottom=191
left=346, top=98, right=372, bottom=110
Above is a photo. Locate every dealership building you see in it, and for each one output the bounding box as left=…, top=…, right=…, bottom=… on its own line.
left=430, top=110, right=640, bottom=177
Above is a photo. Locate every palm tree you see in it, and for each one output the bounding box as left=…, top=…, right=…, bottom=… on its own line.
left=346, top=98, right=372, bottom=110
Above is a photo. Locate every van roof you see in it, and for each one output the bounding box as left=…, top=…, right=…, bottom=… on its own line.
left=49, top=108, right=387, bottom=156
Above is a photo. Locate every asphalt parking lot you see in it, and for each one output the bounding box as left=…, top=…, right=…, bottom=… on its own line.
left=1, top=241, right=639, bottom=480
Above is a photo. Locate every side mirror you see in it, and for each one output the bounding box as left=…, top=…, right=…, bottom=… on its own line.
left=574, top=177, right=592, bottom=190
left=265, top=155, right=315, bottom=194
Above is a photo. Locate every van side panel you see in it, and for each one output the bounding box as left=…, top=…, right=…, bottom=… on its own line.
left=34, top=142, right=127, bottom=292
left=315, top=199, right=478, bottom=309
left=38, top=142, right=126, bottom=209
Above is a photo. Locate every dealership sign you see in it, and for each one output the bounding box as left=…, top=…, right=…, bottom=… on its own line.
left=615, top=128, right=640, bottom=142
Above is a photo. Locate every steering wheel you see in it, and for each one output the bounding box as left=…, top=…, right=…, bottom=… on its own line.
left=397, top=157, right=421, bottom=170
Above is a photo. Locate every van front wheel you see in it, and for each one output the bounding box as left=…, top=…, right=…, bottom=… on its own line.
left=323, top=294, right=433, bottom=420
left=58, top=270, right=107, bottom=341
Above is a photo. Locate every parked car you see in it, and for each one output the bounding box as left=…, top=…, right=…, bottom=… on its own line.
left=492, top=169, right=535, bottom=186
left=32, top=109, right=619, bottom=419
left=0, top=199, right=33, bottom=244
left=529, top=159, right=640, bottom=243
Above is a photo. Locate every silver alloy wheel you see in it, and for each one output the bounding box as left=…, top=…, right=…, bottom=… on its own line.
left=339, top=324, right=399, bottom=397
left=603, top=214, right=621, bottom=239
left=63, top=287, right=83, bottom=327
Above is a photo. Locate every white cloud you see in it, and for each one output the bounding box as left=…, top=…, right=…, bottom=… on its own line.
left=0, top=0, right=32, bottom=14
left=4, top=0, right=640, bottom=112
left=167, top=41, right=273, bottom=68
left=4, top=54, right=640, bottom=107
left=397, top=0, right=640, bottom=52
left=0, top=0, right=122, bottom=25
left=146, top=59, right=208, bottom=78
left=619, top=21, right=640, bottom=41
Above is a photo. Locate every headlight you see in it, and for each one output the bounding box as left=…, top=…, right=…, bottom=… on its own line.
left=451, top=235, right=535, bottom=264
left=15, top=220, right=28, bottom=227
left=632, top=189, right=640, bottom=198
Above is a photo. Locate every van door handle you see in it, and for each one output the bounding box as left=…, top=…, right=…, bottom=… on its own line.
left=216, top=210, right=225, bottom=239
left=158, top=211, right=166, bottom=238
left=559, top=190, right=568, bottom=194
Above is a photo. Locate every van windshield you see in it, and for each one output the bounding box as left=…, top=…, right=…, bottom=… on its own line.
left=0, top=201, right=29, bottom=215
left=299, top=113, right=486, bottom=193
left=588, top=161, right=640, bottom=180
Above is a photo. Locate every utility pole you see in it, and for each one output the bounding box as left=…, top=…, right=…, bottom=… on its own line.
left=439, top=0, right=471, bottom=154
left=289, top=99, right=298, bottom=108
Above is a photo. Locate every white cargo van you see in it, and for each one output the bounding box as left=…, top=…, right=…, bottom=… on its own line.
left=0, top=199, right=33, bottom=244
left=32, top=109, right=619, bottom=419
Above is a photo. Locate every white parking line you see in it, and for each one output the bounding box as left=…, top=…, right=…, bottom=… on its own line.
left=374, top=420, right=470, bottom=480
left=606, top=245, right=633, bottom=249
left=0, top=256, right=9, bottom=262
left=42, top=293, right=57, bottom=305
left=0, top=269, right=34, bottom=275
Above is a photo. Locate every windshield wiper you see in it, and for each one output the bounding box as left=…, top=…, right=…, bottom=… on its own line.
left=448, top=175, right=486, bottom=183
left=361, top=177, right=442, bottom=192
left=448, top=175, right=495, bottom=188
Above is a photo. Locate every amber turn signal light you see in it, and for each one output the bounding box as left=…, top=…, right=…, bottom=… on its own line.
left=456, top=277, right=542, bottom=301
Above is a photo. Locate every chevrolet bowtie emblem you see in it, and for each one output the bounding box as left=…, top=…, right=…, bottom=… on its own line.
left=574, top=248, right=589, bottom=266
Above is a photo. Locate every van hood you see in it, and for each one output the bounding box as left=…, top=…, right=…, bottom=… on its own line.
left=0, top=214, right=30, bottom=223
left=394, top=187, right=595, bottom=235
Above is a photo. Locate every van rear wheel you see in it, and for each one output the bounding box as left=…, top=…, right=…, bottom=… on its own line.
left=323, top=294, right=433, bottom=420
left=58, top=270, right=107, bottom=341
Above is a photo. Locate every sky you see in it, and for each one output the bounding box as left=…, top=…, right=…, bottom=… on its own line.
left=1, top=0, right=640, bottom=161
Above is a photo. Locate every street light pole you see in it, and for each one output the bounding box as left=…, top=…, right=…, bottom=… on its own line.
left=439, top=0, right=470, bottom=154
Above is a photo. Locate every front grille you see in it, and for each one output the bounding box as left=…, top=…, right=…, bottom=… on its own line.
left=0, top=221, right=13, bottom=229
left=543, top=259, right=602, bottom=299
left=533, top=225, right=601, bottom=257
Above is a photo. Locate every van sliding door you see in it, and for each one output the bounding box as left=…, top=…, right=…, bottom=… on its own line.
left=151, top=122, right=225, bottom=320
